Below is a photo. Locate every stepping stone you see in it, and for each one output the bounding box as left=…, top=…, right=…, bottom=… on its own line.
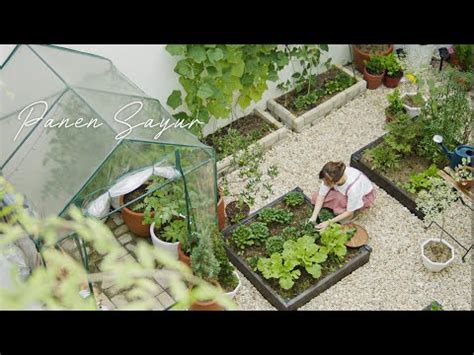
left=118, top=233, right=133, bottom=245
left=112, top=213, right=124, bottom=226
left=114, top=225, right=129, bottom=237
left=157, top=291, right=175, bottom=309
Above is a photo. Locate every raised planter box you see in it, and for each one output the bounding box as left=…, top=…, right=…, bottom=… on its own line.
left=222, top=187, right=372, bottom=310
left=216, top=108, right=289, bottom=177
left=350, top=134, right=425, bottom=219
left=267, top=65, right=366, bottom=133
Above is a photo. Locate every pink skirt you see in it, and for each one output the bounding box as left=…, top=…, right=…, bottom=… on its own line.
left=311, top=187, right=376, bottom=215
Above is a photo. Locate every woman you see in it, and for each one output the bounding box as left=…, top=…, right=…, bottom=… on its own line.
left=309, top=161, right=376, bottom=230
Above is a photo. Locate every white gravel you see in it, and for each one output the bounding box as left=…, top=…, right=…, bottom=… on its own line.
left=224, top=80, right=473, bottom=311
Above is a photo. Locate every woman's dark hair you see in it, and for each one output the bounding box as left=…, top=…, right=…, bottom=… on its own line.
left=319, top=161, right=346, bottom=183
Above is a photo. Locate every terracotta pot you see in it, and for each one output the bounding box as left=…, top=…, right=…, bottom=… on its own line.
left=363, top=67, right=384, bottom=90
left=177, top=242, right=191, bottom=267
left=383, top=72, right=403, bottom=88
left=449, top=52, right=460, bottom=67
left=353, top=45, right=394, bottom=73
left=459, top=179, right=473, bottom=190
left=119, top=195, right=151, bottom=237
left=189, top=280, right=225, bottom=311
left=217, top=186, right=226, bottom=231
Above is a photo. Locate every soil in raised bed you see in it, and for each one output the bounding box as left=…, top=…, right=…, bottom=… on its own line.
left=275, top=66, right=357, bottom=116
left=227, top=200, right=361, bottom=300
left=361, top=143, right=437, bottom=200
left=203, top=112, right=276, bottom=161
left=424, top=241, right=452, bottom=263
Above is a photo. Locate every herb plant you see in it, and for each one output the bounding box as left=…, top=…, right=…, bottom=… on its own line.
left=386, top=89, right=406, bottom=117
left=249, top=222, right=270, bottom=244
left=318, top=208, right=335, bottom=222
left=364, top=55, right=385, bottom=75
left=231, top=225, right=255, bottom=251
left=401, top=165, right=439, bottom=194
left=383, top=53, right=404, bottom=77
left=161, top=219, right=188, bottom=243
left=279, top=226, right=300, bottom=241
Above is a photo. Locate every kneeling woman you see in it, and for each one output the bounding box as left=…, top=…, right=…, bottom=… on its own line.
left=309, top=161, right=376, bottom=230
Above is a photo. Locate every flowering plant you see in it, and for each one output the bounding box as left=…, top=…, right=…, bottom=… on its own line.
left=453, top=157, right=473, bottom=183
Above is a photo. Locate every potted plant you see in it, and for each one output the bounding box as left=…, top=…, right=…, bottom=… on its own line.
left=150, top=218, right=187, bottom=259
left=453, top=157, right=473, bottom=190
left=352, top=44, right=394, bottom=73
left=449, top=44, right=473, bottom=72
left=363, top=55, right=385, bottom=90
left=402, top=73, right=427, bottom=118
left=416, top=177, right=459, bottom=272
left=385, top=88, right=407, bottom=123
left=188, top=227, right=241, bottom=310
left=383, top=53, right=405, bottom=88
left=221, top=143, right=278, bottom=225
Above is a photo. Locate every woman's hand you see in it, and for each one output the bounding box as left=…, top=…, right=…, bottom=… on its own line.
left=315, top=221, right=330, bottom=230
left=308, top=216, right=317, bottom=224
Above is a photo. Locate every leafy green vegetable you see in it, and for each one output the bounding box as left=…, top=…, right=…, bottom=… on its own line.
left=257, top=253, right=301, bottom=290
left=319, top=223, right=352, bottom=260
left=265, top=235, right=285, bottom=255
left=401, top=164, right=439, bottom=194
left=318, top=208, right=335, bottom=222
left=257, top=208, right=293, bottom=224
left=282, top=236, right=328, bottom=278
left=161, top=219, right=187, bottom=243
left=283, top=191, right=305, bottom=207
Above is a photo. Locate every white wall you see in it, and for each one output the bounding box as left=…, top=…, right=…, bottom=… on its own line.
left=0, top=44, right=354, bottom=134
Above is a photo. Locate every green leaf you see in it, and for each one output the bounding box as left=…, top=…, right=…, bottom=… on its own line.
left=166, top=90, right=182, bottom=109
left=306, top=263, right=322, bottom=278
left=207, top=48, right=224, bottom=62
left=237, top=95, right=251, bottom=109
left=188, top=45, right=207, bottom=63
left=320, top=44, right=329, bottom=52
left=231, top=60, right=245, bottom=77
left=175, top=60, right=194, bottom=79
left=197, top=83, right=215, bottom=100
left=166, top=45, right=187, bottom=56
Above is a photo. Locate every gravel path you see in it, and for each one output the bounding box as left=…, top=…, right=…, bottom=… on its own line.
left=223, top=81, right=473, bottom=311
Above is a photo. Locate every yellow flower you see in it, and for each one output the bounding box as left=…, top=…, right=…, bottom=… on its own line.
left=405, top=73, right=417, bottom=84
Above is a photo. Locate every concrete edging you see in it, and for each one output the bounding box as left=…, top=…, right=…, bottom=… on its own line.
left=216, top=108, right=289, bottom=177
left=267, top=65, right=367, bottom=133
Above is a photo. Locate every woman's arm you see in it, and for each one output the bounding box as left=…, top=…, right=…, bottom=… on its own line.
left=308, top=195, right=324, bottom=223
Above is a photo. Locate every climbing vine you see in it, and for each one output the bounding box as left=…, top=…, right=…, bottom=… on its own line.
left=165, top=45, right=289, bottom=135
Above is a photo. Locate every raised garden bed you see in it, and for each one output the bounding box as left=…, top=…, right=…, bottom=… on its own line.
left=222, top=187, right=372, bottom=310
left=350, top=134, right=427, bottom=219
left=267, top=65, right=366, bottom=133
left=204, top=108, right=288, bottom=176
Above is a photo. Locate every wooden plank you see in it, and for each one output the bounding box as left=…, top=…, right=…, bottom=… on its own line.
left=437, top=169, right=473, bottom=201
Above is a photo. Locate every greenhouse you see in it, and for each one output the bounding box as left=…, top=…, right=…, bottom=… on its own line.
left=0, top=45, right=218, bottom=245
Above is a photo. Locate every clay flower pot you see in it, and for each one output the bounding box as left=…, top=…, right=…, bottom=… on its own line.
left=352, top=45, right=394, bottom=73
left=119, top=195, right=151, bottom=237
left=177, top=242, right=191, bottom=267
left=217, top=186, right=226, bottom=231
left=383, top=71, right=403, bottom=88
left=189, top=280, right=225, bottom=311
left=363, top=67, right=384, bottom=90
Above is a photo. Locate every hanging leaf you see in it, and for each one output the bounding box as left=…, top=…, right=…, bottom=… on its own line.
left=188, top=45, right=207, bottom=63
left=166, top=45, right=187, bottom=56
left=166, top=90, right=182, bottom=109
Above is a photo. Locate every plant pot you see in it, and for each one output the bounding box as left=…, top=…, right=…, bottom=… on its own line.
left=150, top=222, right=179, bottom=259
left=352, top=45, right=394, bottom=73
left=189, top=280, right=225, bottom=311
left=401, top=92, right=427, bottom=118
left=177, top=242, right=191, bottom=267
left=383, top=72, right=403, bottom=88
left=119, top=195, right=151, bottom=237
left=363, top=67, right=384, bottom=90
left=223, top=271, right=241, bottom=300
left=217, top=186, right=226, bottom=231
left=421, top=239, right=455, bottom=272
left=458, top=179, right=473, bottom=190
left=225, top=200, right=250, bottom=224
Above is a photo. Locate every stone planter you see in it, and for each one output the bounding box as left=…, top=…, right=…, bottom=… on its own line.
left=267, top=65, right=366, bottom=133
left=216, top=108, right=289, bottom=177
left=421, top=238, right=455, bottom=272
left=150, top=222, right=179, bottom=259
left=224, top=271, right=241, bottom=300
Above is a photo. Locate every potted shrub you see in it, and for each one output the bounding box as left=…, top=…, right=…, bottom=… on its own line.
left=352, top=44, right=394, bottom=73
left=120, top=180, right=156, bottom=237
left=450, top=44, right=473, bottom=72
left=383, top=53, right=404, bottom=88
left=150, top=218, right=187, bottom=259
left=385, top=88, right=407, bottom=123
left=416, top=177, right=459, bottom=272
left=363, top=55, right=385, bottom=90
left=189, top=227, right=241, bottom=310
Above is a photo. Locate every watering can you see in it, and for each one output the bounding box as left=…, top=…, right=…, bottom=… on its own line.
left=433, top=135, right=474, bottom=169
